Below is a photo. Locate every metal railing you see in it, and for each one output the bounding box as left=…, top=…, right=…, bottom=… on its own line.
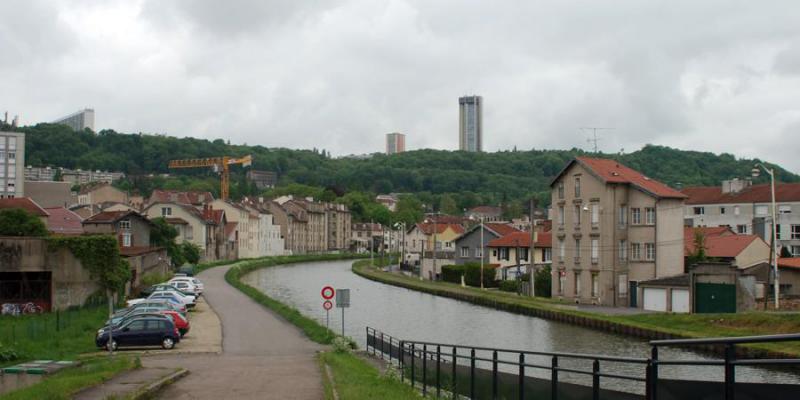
left=366, top=327, right=800, bottom=400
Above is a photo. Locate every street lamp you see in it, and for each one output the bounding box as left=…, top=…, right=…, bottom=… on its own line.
left=394, top=221, right=406, bottom=270
left=752, top=164, right=779, bottom=309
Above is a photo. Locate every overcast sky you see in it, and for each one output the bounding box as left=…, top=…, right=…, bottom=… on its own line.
left=2, top=1, right=800, bottom=172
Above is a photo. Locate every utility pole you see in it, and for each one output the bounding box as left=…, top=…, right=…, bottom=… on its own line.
left=753, top=164, right=780, bottom=309
left=580, top=127, right=613, bottom=153
left=480, top=215, right=485, bottom=290
left=370, top=219, right=374, bottom=266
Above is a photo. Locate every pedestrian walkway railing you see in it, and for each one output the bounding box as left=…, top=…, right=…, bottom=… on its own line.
left=366, top=327, right=800, bottom=400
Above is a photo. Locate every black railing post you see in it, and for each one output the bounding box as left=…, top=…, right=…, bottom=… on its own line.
left=452, top=347, right=457, bottom=396
left=551, top=355, right=558, bottom=400
left=400, top=341, right=405, bottom=383
left=423, top=344, right=428, bottom=396
left=471, top=348, right=476, bottom=400
left=492, top=350, right=499, bottom=400
left=645, top=359, right=652, bottom=400
left=651, top=346, right=659, bottom=400
left=725, top=344, right=736, bottom=400
left=436, top=345, right=441, bottom=398
left=411, top=343, right=416, bottom=388
left=519, top=353, right=525, bottom=400
left=592, top=359, right=600, bottom=400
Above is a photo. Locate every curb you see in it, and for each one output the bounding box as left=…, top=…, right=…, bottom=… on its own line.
left=129, top=368, right=190, bottom=400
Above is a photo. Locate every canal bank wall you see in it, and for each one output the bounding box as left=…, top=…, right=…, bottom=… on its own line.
left=352, top=261, right=793, bottom=361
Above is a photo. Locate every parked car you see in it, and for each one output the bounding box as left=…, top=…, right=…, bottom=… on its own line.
left=139, top=284, right=194, bottom=299
left=160, top=310, right=190, bottom=337
left=170, top=276, right=204, bottom=293
left=168, top=280, right=200, bottom=296
left=127, top=291, right=194, bottom=309
left=99, top=312, right=172, bottom=336
left=115, top=299, right=186, bottom=319
left=96, top=315, right=181, bottom=350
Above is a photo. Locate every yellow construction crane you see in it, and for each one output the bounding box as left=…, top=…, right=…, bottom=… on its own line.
left=168, top=155, right=253, bottom=200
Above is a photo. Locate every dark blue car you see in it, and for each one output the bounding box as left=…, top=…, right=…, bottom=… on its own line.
left=96, top=315, right=181, bottom=350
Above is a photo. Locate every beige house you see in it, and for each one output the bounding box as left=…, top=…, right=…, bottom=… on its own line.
left=326, top=202, right=352, bottom=252
left=143, top=201, right=216, bottom=261
left=488, top=231, right=552, bottom=279
left=77, top=182, right=128, bottom=206
left=550, top=157, right=686, bottom=307
left=212, top=199, right=261, bottom=258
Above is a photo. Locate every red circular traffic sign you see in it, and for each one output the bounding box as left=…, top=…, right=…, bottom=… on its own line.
left=321, top=286, right=335, bottom=300
left=323, top=300, right=333, bottom=311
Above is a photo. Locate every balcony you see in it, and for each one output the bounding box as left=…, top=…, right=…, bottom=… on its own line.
left=591, top=257, right=599, bottom=264
left=574, top=257, right=581, bottom=264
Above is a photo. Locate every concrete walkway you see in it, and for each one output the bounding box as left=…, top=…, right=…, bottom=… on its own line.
left=146, top=264, right=325, bottom=400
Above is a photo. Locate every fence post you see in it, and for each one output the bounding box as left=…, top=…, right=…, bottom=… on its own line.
left=651, top=346, right=659, bottom=400
left=551, top=355, right=558, bottom=400
left=725, top=344, right=736, bottom=400
left=381, top=332, right=385, bottom=360
left=400, top=341, right=405, bottom=383
left=423, top=344, right=428, bottom=397
left=411, top=343, right=416, bottom=388
left=436, top=345, right=441, bottom=398
left=492, top=350, right=498, bottom=400
left=519, top=353, right=525, bottom=400
left=471, top=348, right=476, bottom=400
left=452, top=347, right=457, bottom=396
left=592, top=359, right=600, bottom=400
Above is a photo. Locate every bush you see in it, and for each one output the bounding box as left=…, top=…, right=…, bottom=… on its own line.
left=441, top=265, right=465, bottom=284
left=534, top=265, right=552, bottom=298
left=463, top=263, right=498, bottom=288
left=499, top=280, right=520, bottom=293
left=140, top=271, right=174, bottom=287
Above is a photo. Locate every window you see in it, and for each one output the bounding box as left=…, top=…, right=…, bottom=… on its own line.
left=591, top=204, right=599, bottom=225
left=631, top=208, right=641, bottom=225
left=779, top=205, right=792, bottom=214
left=792, top=246, right=800, bottom=257
left=645, top=243, right=655, bottom=261
left=574, top=238, right=581, bottom=262
left=776, top=224, right=782, bottom=240
left=619, top=206, right=627, bottom=226
left=631, top=243, right=641, bottom=260
left=575, top=272, right=581, bottom=296
left=122, top=233, right=132, bottom=247
left=734, top=206, right=740, bottom=216
left=499, top=248, right=509, bottom=261
left=8, top=137, right=15, bottom=149
left=618, top=274, right=628, bottom=296
left=0, top=151, right=4, bottom=161
left=460, top=246, right=469, bottom=257
left=574, top=177, right=581, bottom=197
left=520, top=248, right=529, bottom=262
left=619, top=240, right=627, bottom=261
left=720, top=206, right=726, bottom=215
left=591, top=273, right=599, bottom=297
left=558, top=182, right=564, bottom=199
left=591, top=239, right=599, bottom=263
left=7, top=152, right=14, bottom=163
left=558, top=206, right=565, bottom=226
left=559, top=240, right=565, bottom=261
left=476, top=246, right=483, bottom=258
left=558, top=271, right=565, bottom=294
left=574, top=205, right=581, bottom=225
left=119, top=219, right=131, bottom=230
left=543, top=248, right=552, bottom=262
left=126, top=320, right=146, bottom=331
left=792, top=225, right=800, bottom=240
left=755, top=205, right=768, bottom=216
left=737, top=224, right=747, bottom=234
left=645, top=208, right=656, bottom=225
left=161, top=207, right=172, bottom=217
left=693, top=207, right=705, bottom=215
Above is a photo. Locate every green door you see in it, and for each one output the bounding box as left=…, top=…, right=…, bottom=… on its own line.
left=695, top=283, right=736, bottom=313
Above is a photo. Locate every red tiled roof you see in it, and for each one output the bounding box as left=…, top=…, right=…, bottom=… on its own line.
left=225, top=222, right=237, bottom=239
left=202, top=208, right=224, bottom=225
left=484, top=223, right=520, bottom=236
left=44, top=207, right=83, bottom=235
left=0, top=198, right=49, bottom=217
left=488, top=231, right=551, bottom=248
left=684, top=234, right=765, bottom=258
left=468, top=206, right=503, bottom=215
left=778, top=258, right=800, bottom=269
left=555, top=157, right=686, bottom=199
left=83, top=210, right=135, bottom=224
left=683, top=226, right=735, bottom=243
left=682, top=183, right=800, bottom=205
left=149, top=190, right=214, bottom=205
left=416, top=223, right=465, bottom=235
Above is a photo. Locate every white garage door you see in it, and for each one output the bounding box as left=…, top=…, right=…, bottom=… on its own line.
left=671, top=289, right=690, bottom=313
left=643, top=288, right=667, bottom=312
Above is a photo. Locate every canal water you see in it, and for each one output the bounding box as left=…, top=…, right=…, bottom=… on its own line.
left=243, top=260, right=799, bottom=393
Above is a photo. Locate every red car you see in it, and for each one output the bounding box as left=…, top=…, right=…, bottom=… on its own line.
left=159, top=310, right=190, bottom=337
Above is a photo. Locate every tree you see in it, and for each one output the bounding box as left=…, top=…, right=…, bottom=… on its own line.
left=180, top=242, right=201, bottom=264
left=687, top=229, right=707, bottom=268
left=534, top=265, right=552, bottom=297
left=150, top=217, right=185, bottom=267
left=439, top=194, right=460, bottom=216
left=0, top=209, right=48, bottom=237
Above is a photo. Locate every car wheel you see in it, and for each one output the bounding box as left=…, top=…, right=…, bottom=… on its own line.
left=162, top=337, right=175, bottom=349
left=106, top=340, right=118, bottom=351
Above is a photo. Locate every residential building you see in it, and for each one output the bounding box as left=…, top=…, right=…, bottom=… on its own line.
left=488, top=231, right=552, bottom=279
left=24, top=181, right=75, bottom=208
left=0, top=197, right=49, bottom=226
left=25, top=166, right=57, bottom=181
left=44, top=207, right=83, bottom=235
left=265, top=198, right=308, bottom=255
left=148, top=190, right=214, bottom=207
left=246, top=170, right=278, bottom=190
left=242, top=202, right=286, bottom=256
left=0, top=131, right=25, bottom=198
left=550, top=157, right=686, bottom=307
left=352, top=223, right=383, bottom=253
left=53, top=108, right=95, bottom=131
left=386, top=132, right=406, bottom=155
left=41, top=168, right=124, bottom=185
left=376, top=194, right=399, bottom=212
left=76, top=182, right=128, bottom=206
left=682, top=180, right=800, bottom=257
left=143, top=202, right=218, bottom=261
left=212, top=199, right=260, bottom=258
left=454, top=223, right=520, bottom=265
left=325, top=202, right=352, bottom=251
left=458, top=95, right=482, bottom=152
left=405, top=222, right=465, bottom=262
left=465, top=206, right=503, bottom=222
left=684, top=226, right=769, bottom=270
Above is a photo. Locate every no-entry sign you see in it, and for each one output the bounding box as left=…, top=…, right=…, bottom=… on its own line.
left=321, top=286, right=335, bottom=300
left=323, top=300, right=333, bottom=311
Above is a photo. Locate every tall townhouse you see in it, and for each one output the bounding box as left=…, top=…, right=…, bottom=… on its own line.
left=297, top=199, right=327, bottom=253
left=683, top=179, right=800, bottom=257
left=211, top=200, right=260, bottom=258
left=325, top=203, right=352, bottom=251
left=265, top=198, right=308, bottom=255
left=550, top=157, right=686, bottom=307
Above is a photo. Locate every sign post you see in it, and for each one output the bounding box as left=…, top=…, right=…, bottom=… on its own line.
left=321, top=286, right=335, bottom=330
left=335, top=289, right=350, bottom=337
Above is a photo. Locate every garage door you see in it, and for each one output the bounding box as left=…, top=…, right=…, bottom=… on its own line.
left=643, top=288, right=667, bottom=312
left=695, top=283, right=736, bottom=313
left=671, top=289, right=690, bottom=313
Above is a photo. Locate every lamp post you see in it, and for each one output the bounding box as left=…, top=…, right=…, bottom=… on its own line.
left=752, top=164, right=779, bottom=309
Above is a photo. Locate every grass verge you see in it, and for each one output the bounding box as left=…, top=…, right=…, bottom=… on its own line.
left=0, top=356, right=138, bottom=400
left=319, top=352, right=423, bottom=400
left=353, top=260, right=800, bottom=357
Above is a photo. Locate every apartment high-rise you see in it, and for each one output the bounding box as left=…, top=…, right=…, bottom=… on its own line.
left=458, top=95, right=482, bottom=152
left=53, top=108, right=95, bottom=131
left=0, top=131, right=25, bottom=199
left=386, top=132, right=406, bottom=154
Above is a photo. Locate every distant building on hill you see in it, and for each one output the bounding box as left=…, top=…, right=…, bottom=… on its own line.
left=53, top=108, right=95, bottom=131
left=0, top=131, right=25, bottom=199
left=458, top=95, right=482, bottom=152
left=386, top=132, right=406, bottom=154
left=246, top=170, right=277, bottom=190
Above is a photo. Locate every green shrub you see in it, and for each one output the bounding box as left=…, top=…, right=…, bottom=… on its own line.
left=499, top=280, right=520, bottom=293
left=140, top=271, right=174, bottom=287
left=534, top=265, right=552, bottom=298
left=441, top=265, right=465, bottom=283
left=463, top=263, right=498, bottom=288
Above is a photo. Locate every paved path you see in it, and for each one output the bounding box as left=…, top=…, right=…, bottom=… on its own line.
left=147, top=264, right=325, bottom=400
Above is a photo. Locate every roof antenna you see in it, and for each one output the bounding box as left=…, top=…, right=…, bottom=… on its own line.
left=580, top=127, right=614, bottom=153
